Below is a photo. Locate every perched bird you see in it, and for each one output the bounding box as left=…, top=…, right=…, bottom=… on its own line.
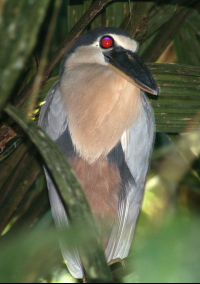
left=39, top=27, right=158, bottom=279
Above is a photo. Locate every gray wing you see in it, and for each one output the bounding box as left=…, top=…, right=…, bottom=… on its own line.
left=105, top=92, right=155, bottom=261
left=38, top=82, right=84, bottom=279
left=38, top=81, right=68, bottom=141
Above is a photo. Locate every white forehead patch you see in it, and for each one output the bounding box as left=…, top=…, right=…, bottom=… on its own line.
left=92, top=33, right=139, bottom=53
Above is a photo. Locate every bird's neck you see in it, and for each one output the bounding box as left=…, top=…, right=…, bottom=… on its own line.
left=60, top=64, right=141, bottom=163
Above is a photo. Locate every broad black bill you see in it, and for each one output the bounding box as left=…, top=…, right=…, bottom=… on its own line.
left=104, top=46, right=159, bottom=96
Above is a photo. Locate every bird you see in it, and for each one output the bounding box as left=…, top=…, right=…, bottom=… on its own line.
left=38, top=27, right=158, bottom=279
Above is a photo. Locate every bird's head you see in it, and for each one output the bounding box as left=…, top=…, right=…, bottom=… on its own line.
left=60, top=27, right=158, bottom=96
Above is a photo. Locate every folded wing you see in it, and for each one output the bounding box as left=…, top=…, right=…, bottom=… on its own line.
left=105, top=91, right=155, bottom=261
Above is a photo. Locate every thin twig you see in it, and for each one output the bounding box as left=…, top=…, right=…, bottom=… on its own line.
left=128, top=0, right=132, bottom=27
left=27, top=0, right=63, bottom=117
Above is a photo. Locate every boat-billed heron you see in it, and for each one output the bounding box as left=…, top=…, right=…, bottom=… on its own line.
left=39, top=27, right=158, bottom=279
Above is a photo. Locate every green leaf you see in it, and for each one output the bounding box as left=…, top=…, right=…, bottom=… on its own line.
left=148, top=63, right=200, bottom=133
left=174, top=11, right=200, bottom=66
left=138, top=0, right=200, bottom=62
left=139, top=6, right=194, bottom=62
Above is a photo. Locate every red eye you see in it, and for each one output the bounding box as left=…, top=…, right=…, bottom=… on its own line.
left=101, top=36, right=114, bottom=49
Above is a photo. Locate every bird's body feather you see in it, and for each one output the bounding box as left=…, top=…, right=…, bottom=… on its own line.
left=39, top=80, right=154, bottom=278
